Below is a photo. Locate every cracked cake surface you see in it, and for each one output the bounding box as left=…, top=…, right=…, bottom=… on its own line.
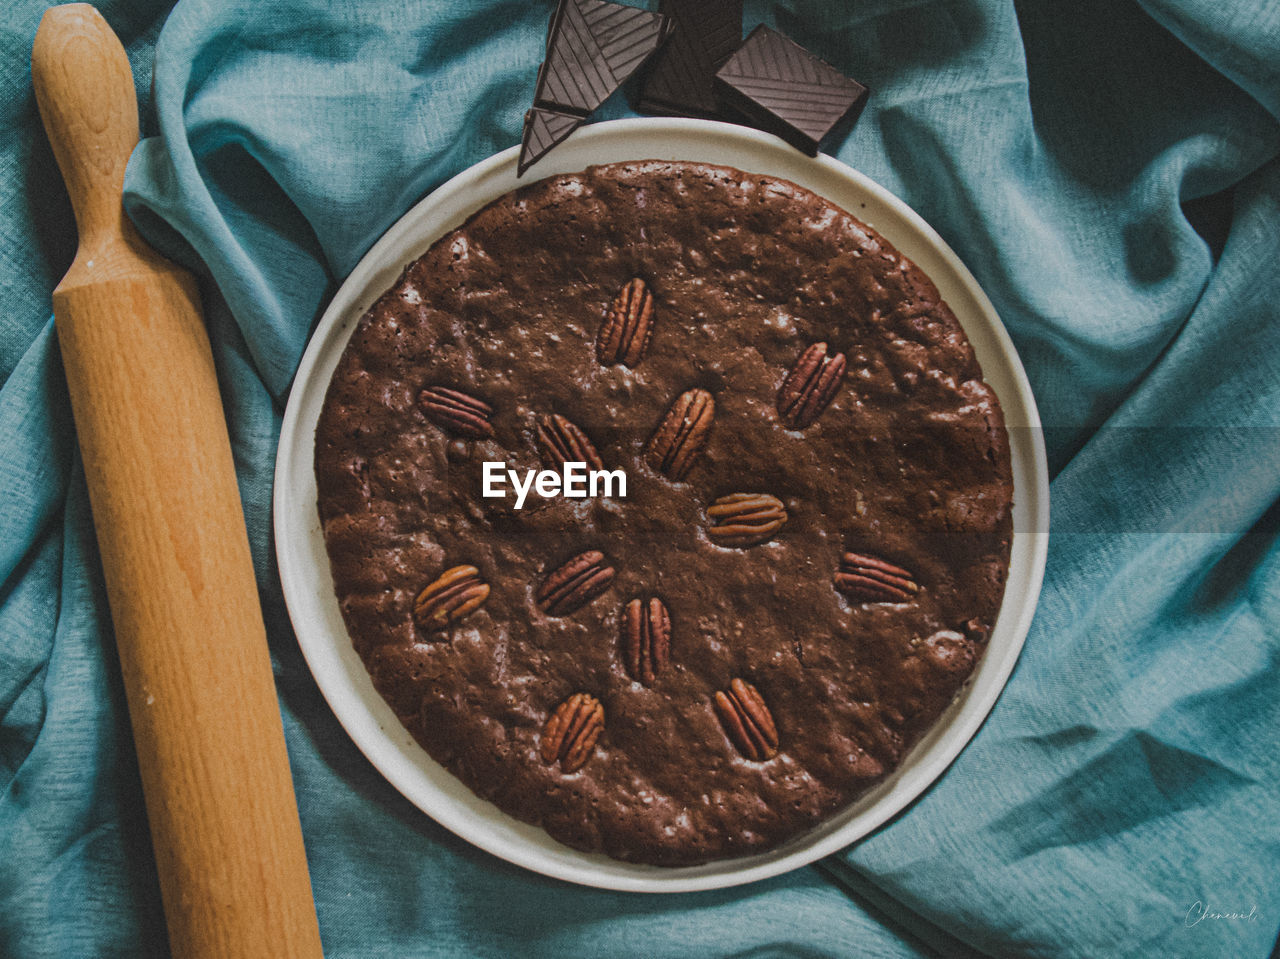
left=314, top=159, right=1013, bottom=865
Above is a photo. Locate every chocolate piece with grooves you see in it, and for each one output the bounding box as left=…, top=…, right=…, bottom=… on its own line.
left=520, top=0, right=673, bottom=175
left=714, top=25, right=868, bottom=156
left=634, top=0, right=743, bottom=119
left=520, top=107, right=586, bottom=176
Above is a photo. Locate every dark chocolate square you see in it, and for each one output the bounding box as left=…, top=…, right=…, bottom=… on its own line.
left=714, top=25, right=868, bottom=156
left=634, top=0, right=743, bottom=119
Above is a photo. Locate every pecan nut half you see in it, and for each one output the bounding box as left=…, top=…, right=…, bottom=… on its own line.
left=597, top=277, right=656, bottom=367
left=623, top=597, right=670, bottom=686
left=413, top=565, right=490, bottom=633
left=707, top=493, right=788, bottom=547
left=645, top=388, right=715, bottom=481
left=777, top=342, right=847, bottom=429
left=419, top=386, right=494, bottom=438
left=714, top=678, right=779, bottom=761
left=541, top=692, right=605, bottom=773
left=536, top=413, right=604, bottom=471
left=536, top=550, right=616, bottom=615
left=835, top=552, right=920, bottom=602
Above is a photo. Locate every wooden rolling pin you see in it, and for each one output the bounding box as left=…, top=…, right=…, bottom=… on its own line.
left=31, top=6, right=325, bottom=957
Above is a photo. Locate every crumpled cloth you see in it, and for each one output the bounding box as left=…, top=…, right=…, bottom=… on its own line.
left=3, top=0, right=1279, bottom=955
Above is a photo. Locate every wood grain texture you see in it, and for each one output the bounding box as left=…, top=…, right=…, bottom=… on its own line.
left=31, top=6, right=324, bottom=957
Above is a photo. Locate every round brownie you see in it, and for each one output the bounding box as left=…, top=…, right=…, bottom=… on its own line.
left=314, top=160, right=1013, bottom=865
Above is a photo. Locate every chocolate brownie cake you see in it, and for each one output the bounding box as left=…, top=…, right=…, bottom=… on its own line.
left=315, top=160, right=1013, bottom=865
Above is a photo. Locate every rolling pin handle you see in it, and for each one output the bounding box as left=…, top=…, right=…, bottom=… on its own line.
left=32, top=4, right=140, bottom=266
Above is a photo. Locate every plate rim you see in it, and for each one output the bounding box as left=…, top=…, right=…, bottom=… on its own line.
left=274, top=116, right=1050, bottom=893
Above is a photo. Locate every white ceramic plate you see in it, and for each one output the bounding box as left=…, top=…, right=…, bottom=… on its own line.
left=274, top=118, right=1049, bottom=893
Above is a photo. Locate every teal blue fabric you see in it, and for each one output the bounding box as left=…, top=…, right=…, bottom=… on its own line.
left=3, top=0, right=1279, bottom=955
